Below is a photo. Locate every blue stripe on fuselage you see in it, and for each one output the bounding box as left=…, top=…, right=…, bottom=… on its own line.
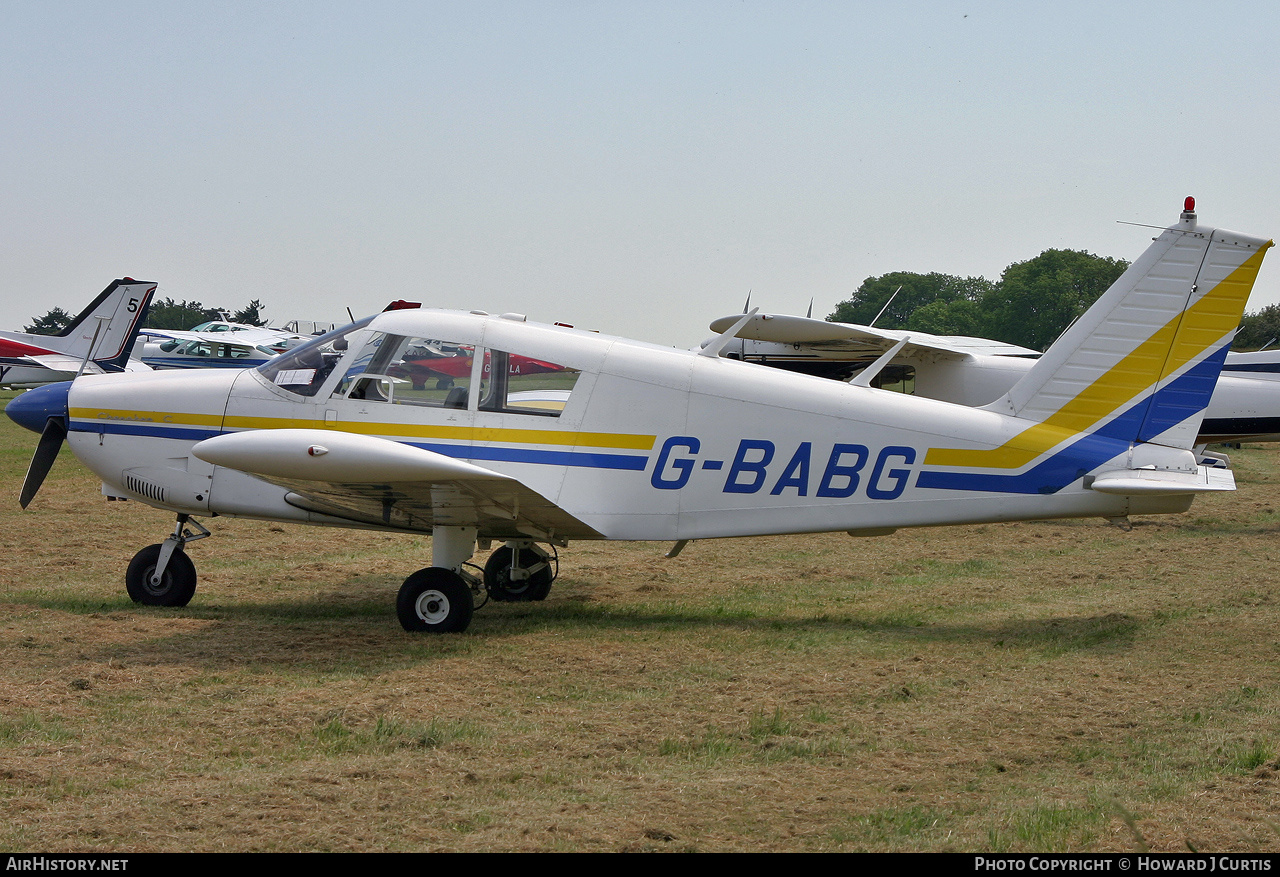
left=917, top=354, right=1222, bottom=495
left=68, top=420, right=650, bottom=471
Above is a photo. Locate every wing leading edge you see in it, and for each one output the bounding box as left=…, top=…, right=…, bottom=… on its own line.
left=192, top=428, right=602, bottom=543
left=706, top=312, right=1038, bottom=359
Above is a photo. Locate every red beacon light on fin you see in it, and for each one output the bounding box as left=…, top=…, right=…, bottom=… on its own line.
left=1178, top=196, right=1198, bottom=231
left=383, top=300, right=422, bottom=311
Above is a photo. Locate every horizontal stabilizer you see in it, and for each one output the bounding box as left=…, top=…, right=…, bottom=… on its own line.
left=22, top=354, right=107, bottom=375
left=1088, top=466, right=1235, bottom=495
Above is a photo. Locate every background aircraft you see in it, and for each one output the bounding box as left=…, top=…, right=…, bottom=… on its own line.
left=703, top=275, right=1280, bottom=444
left=8, top=203, right=1271, bottom=633
left=137, top=320, right=309, bottom=369
left=393, top=346, right=565, bottom=390
left=0, top=279, right=155, bottom=388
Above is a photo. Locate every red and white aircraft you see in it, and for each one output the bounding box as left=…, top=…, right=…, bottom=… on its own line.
left=1, top=279, right=155, bottom=388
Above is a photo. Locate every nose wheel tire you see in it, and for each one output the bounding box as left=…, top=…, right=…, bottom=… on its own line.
left=125, top=543, right=198, bottom=607
left=397, top=568, right=473, bottom=633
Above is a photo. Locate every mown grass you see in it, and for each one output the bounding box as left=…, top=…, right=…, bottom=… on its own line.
left=2, top=387, right=1280, bottom=851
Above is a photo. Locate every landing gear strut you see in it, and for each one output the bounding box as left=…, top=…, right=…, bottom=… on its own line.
left=124, top=514, right=210, bottom=607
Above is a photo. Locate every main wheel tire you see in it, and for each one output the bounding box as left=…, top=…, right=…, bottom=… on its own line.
left=397, top=568, right=473, bottom=633
left=484, top=546, right=554, bottom=602
left=125, top=543, right=198, bottom=607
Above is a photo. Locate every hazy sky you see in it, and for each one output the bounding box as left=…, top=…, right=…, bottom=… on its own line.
left=3, top=1, right=1278, bottom=348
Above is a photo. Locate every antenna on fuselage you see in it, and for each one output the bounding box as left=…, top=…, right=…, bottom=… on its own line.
left=75, top=315, right=110, bottom=378
left=869, top=286, right=902, bottom=328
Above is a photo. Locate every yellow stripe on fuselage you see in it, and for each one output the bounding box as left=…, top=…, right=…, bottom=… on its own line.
left=70, top=408, right=225, bottom=427
left=925, top=241, right=1272, bottom=470
left=71, top=408, right=656, bottom=451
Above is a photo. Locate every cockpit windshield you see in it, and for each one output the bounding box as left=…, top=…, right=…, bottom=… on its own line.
left=257, top=317, right=374, bottom=397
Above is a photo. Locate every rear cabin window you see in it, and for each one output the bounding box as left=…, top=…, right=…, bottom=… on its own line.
left=869, top=365, right=916, bottom=394
left=477, top=349, right=580, bottom=416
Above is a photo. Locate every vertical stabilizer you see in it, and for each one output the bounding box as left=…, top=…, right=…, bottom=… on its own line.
left=56, top=279, right=156, bottom=370
left=985, top=200, right=1271, bottom=451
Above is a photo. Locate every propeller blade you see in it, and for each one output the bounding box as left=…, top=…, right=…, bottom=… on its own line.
left=20, top=417, right=67, bottom=509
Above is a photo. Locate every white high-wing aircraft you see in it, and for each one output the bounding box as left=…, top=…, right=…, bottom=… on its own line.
left=705, top=210, right=1280, bottom=445
left=0, top=279, right=156, bottom=388
left=138, top=321, right=309, bottom=370
left=6, top=204, right=1272, bottom=633
left=705, top=311, right=1280, bottom=444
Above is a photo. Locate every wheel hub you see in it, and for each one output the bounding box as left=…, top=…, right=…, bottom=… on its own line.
left=414, top=590, right=450, bottom=624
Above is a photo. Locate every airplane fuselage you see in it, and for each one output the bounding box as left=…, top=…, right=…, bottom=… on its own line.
left=63, top=309, right=1199, bottom=545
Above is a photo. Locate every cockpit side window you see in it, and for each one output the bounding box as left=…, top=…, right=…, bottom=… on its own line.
left=338, top=333, right=478, bottom=409
left=869, top=365, right=916, bottom=394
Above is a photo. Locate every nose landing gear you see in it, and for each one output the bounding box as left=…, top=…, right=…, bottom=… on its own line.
left=124, top=514, right=209, bottom=607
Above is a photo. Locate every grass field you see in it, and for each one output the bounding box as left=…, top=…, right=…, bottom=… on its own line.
left=1, top=388, right=1278, bottom=852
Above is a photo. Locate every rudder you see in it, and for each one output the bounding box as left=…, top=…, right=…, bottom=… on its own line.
left=987, top=200, right=1271, bottom=451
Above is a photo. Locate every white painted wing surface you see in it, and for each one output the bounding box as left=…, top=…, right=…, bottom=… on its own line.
left=192, top=428, right=603, bottom=541
left=707, top=313, right=1038, bottom=358
left=21, top=354, right=107, bottom=374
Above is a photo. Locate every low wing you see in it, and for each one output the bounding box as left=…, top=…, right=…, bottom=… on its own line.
left=707, top=313, right=1038, bottom=359
left=192, top=429, right=602, bottom=543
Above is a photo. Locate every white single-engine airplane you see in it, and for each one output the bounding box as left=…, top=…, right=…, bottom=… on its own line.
left=7, top=203, right=1272, bottom=633
left=0, top=279, right=155, bottom=388
left=138, top=320, right=309, bottom=370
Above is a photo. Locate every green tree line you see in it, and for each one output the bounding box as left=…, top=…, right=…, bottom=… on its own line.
left=829, top=249, right=1276, bottom=352
left=24, top=298, right=267, bottom=334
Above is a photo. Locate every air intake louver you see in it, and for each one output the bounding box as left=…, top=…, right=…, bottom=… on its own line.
left=124, top=474, right=166, bottom=504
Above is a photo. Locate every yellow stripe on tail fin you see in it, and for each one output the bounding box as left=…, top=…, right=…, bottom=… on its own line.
left=927, top=203, right=1271, bottom=471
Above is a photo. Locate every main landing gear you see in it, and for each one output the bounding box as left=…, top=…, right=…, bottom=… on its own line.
left=122, top=518, right=560, bottom=634
left=484, top=541, right=556, bottom=602
left=395, top=531, right=560, bottom=633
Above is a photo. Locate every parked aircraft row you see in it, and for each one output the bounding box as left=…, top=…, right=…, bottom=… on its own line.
left=136, top=321, right=310, bottom=370
left=1, top=292, right=335, bottom=388
left=6, top=200, right=1274, bottom=634
left=703, top=302, right=1280, bottom=446
left=0, top=279, right=156, bottom=388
